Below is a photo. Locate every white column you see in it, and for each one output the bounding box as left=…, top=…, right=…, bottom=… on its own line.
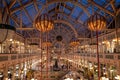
left=3, top=65, right=8, bottom=80
left=18, top=64, right=22, bottom=79
left=12, top=65, right=16, bottom=80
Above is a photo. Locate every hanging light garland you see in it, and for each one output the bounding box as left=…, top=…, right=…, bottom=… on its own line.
left=87, top=13, right=106, bottom=80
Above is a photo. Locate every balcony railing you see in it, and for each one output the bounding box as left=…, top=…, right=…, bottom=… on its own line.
left=0, top=53, right=40, bottom=62
left=77, top=53, right=120, bottom=60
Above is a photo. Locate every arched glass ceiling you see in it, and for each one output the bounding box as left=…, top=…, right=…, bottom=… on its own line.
left=0, top=0, right=120, bottom=40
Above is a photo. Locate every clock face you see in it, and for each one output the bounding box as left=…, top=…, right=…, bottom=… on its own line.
left=56, top=35, right=62, bottom=41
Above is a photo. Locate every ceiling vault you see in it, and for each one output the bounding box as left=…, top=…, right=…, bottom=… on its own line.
left=1, top=0, right=119, bottom=40
left=35, top=0, right=91, bottom=20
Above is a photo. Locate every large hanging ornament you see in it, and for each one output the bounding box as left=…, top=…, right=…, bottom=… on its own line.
left=35, top=14, right=54, bottom=32
left=87, top=13, right=106, bottom=31
left=87, top=13, right=107, bottom=80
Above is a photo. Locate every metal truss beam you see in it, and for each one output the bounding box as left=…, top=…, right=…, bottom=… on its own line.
left=33, top=0, right=39, bottom=12
left=11, top=0, right=91, bottom=17
left=17, top=19, right=78, bottom=38
left=88, top=0, right=115, bottom=17
left=9, top=0, right=16, bottom=9
left=10, top=0, right=33, bottom=15
left=17, top=0, right=33, bottom=22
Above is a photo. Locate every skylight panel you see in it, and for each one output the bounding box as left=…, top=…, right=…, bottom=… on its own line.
left=79, top=13, right=88, bottom=22
left=93, top=0, right=106, bottom=6
left=93, top=6, right=99, bottom=12
left=115, top=0, right=120, bottom=8
left=48, top=3, right=56, bottom=11
left=22, top=12, right=30, bottom=26
left=71, top=15, right=77, bottom=19
left=0, top=3, right=3, bottom=7
left=9, top=19, right=15, bottom=26
left=62, top=16, right=68, bottom=21
left=5, top=0, right=10, bottom=4
left=11, top=1, right=20, bottom=9
left=71, top=6, right=82, bottom=19
left=106, top=5, right=114, bottom=12
left=66, top=2, right=74, bottom=8
left=25, top=4, right=37, bottom=20
left=37, top=0, right=46, bottom=4
left=21, top=0, right=28, bottom=4
left=115, top=0, right=120, bottom=3
left=64, top=8, right=71, bottom=15
left=14, top=10, right=21, bottom=17
left=38, top=4, right=42, bottom=9
left=87, top=5, right=93, bottom=15
left=81, top=0, right=88, bottom=6
left=99, top=11, right=105, bottom=16
left=25, top=4, right=33, bottom=10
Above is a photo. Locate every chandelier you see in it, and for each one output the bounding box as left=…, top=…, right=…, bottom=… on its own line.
left=70, top=38, right=79, bottom=47
left=87, top=13, right=106, bottom=31
left=0, top=24, right=16, bottom=44
left=35, top=14, right=54, bottom=32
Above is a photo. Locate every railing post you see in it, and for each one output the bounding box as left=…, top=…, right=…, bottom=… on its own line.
left=8, top=54, right=11, bottom=61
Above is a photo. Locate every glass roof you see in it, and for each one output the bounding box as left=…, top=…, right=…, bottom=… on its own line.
left=0, top=0, right=120, bottom=43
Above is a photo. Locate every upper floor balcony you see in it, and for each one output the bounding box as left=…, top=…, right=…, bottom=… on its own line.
left=0, top=53, right=40, bottom=68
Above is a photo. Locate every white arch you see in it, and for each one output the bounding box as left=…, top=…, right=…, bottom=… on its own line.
left=54, top=20, right=78, bottom=38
